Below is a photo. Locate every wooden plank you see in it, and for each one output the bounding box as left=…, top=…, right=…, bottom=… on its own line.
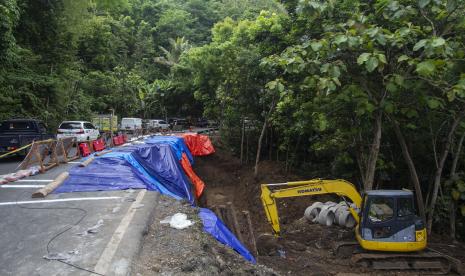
left=31, top=172, right=69, bottom=198
left=79, top=157, right=95, bottom=167
left=242, top=210, right=258, bottom=257
left=60, top=139, right=68, bottom=163
left=227, top=202, right=243, bottom=243
left=95, top=150, right=112, bottom=156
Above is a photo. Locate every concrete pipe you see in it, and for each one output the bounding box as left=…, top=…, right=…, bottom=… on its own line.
left=304, top=202, right=323, bottom=222
left=310, top=208, right=320, bottom=222
left=311, top=201, right=324, bottom=209
left=338, top=210, right=356, bottom=228
left=328, top=204, right=340, bottom=212
left=304, top=206, right=316, bottom=222
left=319, top=202, right=336, bottom=212
left=334, top=205, right=348, bottom=225
left=317, top=208, right=335, bottom=226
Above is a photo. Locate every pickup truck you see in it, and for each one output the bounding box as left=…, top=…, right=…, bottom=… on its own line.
left=0, top=119, right=54, bottom=156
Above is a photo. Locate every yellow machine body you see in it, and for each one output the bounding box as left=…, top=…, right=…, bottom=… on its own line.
left=260, top=179, right=427, bottom=252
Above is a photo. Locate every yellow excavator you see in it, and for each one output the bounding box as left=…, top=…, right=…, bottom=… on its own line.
left=260, top=179, right=458, bottom=273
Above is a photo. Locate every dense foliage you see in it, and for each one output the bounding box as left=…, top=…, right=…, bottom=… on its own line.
left=0, top=0, right=283, bottom=126
left=170, top=0, right=465, bottom=239
left=1, top=0, right=465, bottom=239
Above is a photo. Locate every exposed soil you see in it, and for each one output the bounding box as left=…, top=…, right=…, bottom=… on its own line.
left=193, top=140, right=465, bottom=275
left=132, top=195, right=277, bottom=275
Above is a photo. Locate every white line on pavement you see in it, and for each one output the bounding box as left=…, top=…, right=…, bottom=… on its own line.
left=16, top=179, right=53, bottom=182
left=0, top=196, right=121, bottom=206
left=1, top=185, right=45, bottom=188
left=94, top=189, right=147, bottom=274
left=67, top=161, right=80, bottom=164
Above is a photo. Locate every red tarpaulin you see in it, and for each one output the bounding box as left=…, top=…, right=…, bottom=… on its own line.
left=180, top=153, right=205, bottom=198
left=182, top=133, right=215, bottom=156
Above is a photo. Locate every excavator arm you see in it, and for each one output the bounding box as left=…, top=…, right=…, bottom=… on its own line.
left=261, top=179, right=362, bottom=235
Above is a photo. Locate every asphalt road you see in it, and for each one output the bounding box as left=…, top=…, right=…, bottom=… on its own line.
left=0, top=154, right=159, bottom=276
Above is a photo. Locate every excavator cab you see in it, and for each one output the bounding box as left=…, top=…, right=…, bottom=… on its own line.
left=356, top=190, right=427, bottom=252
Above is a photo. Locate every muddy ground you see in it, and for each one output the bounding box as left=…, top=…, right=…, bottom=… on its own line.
left=132, top=195, right=277, bottom=275
left=193, top=140, right=465, bottom=275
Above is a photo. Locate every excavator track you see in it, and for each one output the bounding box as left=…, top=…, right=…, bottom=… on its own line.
left=352, top=250, right=451, bottom=274
left=333, top=242, right=461, bottom=274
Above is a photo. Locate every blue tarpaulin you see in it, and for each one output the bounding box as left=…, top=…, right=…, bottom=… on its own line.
left=199, top=208, right=256, bottom=263
left=55, top=143, right=193, bottom=202
left=55, top=156, right=149, bottom=193
left=130, top=143, right=194, bottom=203
left=144, top=136, right=194, bottom=164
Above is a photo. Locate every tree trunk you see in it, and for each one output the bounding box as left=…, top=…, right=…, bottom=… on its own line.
left=285, top=138, right=290, bottom=173
left=354, top=133, right=367, bottom=189
left=390, top=116, right=426, bottom=222
left=240, top=119, right=245, bottom=165
left=246, top=129, right=249, bottom=164
left=448, top=131, right=465, bottom=240
left=450, top=131, right=465, bottom=176
left=364, top=110, right=383, bottom=191
left=254, top=98, right=276, bottom=178
left=254, top=119, right=268, bottom=177
left=427, top=115, right=464, bottom=234
left=450, top=200, right=456, bottom=241
left=269, top=126, right=273, bottom=160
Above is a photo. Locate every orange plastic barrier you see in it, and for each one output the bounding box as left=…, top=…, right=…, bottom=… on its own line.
left=180, top=153, right=205, bottom=198
left=79, top=143, right=91, bottom=157
left=92, top=138, right=106, bottom=152
left=113, top=135, right=124, bottom=146
left=182, top=133, right=215, bottom=156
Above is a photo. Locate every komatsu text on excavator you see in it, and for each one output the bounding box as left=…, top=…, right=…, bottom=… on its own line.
left=260, top=179, right=458, bottom=273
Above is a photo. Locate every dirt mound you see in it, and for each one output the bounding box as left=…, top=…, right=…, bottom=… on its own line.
left=132, top=195, right=277, bottom=275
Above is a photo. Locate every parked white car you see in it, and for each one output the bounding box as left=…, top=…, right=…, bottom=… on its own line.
left=149, top=119, right=170, bottom=131
left=121, top=117, right=143, bottom=133
left=56, top=121, right=100, bottom=142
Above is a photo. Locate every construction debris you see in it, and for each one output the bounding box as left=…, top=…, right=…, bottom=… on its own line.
left=160, top=213, right=194, bottom=230
left=0, top=166, right=40, bottom=184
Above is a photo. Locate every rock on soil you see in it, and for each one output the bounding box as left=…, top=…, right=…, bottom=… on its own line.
left=131, top=195, right=278, bottom=275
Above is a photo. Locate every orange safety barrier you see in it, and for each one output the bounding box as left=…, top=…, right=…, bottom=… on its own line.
left=180, top=153, right=205, bottom=198
left=112, top=135, right=125, bottom=146
left=79, top=143, right=92, bottom=157
left=92, top=138, right=106, bottom=152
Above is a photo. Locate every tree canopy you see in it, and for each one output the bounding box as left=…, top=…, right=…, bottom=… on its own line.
left=1, top=0, right=465, bottom=239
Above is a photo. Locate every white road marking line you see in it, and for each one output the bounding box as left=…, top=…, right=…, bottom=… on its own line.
left=94, top=189, right=146, bottom=274
left=1, top=185, right=45, bottom=188
left=0, top=196, right=121, bottom=206
left=16, top=179, right=53, bottom=183
left=68, top=161, right=81, bottom=164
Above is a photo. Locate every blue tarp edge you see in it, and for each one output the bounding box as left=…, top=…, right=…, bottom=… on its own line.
left=199, top=208, right=256, bottom=263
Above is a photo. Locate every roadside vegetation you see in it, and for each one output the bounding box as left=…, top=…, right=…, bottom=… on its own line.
left=1, top=0, right=465, bottom=241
